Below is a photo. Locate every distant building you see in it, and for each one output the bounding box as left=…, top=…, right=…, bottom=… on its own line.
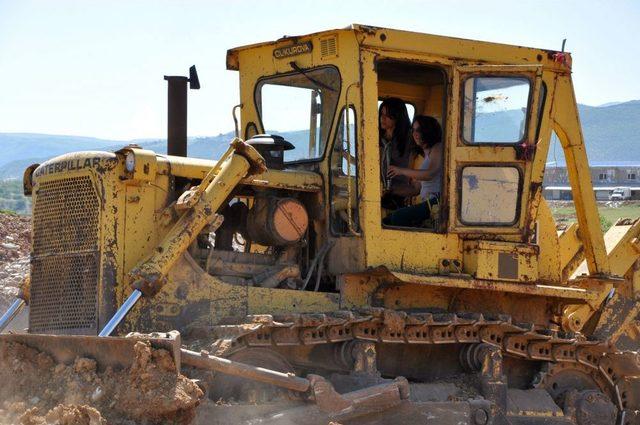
left=543, top=161, right=640, bottom=200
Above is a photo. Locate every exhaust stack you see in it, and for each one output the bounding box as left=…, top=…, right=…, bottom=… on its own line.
left=164, top=65, right=200, bottom=157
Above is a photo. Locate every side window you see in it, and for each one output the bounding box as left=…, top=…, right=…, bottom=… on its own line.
left=462, top=77, right=530, bottom=144
left=330, top=106, right=359, bottom=234
left=460, top=166, right=520, bottom=225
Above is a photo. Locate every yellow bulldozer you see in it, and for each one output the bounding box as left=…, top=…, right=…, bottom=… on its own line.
left=2, top=24, right=640, bottom=424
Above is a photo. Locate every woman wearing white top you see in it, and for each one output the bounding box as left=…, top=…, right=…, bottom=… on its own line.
left=383, top=115, right=443, bottom=227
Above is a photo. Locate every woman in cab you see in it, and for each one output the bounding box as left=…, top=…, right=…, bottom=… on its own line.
left=384, top=115, right=443, bottom=227
left=379, top=97, right=419, bottom=210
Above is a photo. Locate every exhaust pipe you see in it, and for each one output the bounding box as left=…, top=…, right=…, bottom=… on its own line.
left=164, top=65, right=200, bottom=157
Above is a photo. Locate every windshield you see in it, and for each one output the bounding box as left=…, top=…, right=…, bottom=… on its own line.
left=256, top=66, right=341, bottom=162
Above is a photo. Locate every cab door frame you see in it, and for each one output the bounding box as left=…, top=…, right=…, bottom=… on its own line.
left=448, top=64, right=544, bottom=240
left=359, top=49, right=462, bottom=275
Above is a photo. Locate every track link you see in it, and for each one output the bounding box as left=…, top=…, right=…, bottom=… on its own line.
left=193, top=308, right=640, bottom=420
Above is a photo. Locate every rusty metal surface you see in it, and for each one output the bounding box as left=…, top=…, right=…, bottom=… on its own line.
left=591, top=291, right=640, bottom=343
left=388, top=270, right=597, bottom=302
left=165, top=75, right=189, bottom=157
left=246, top=196, right=309, bottom=246
left=130, top=148, right=251, bottom=297
left=563, top=390, right=618, bottom=425
left=181, top=348, right=311, bottom=392
left=182, top=346, right=411, bottom=421
left=154, top=156, right=323, bottom=192
left=17, top=23, right=640, bottom=425
left=206, top=307, right=634, bottom=409
left=308, top=374, right=409, bottom=420
left=506, top=389, right=563, bottom=417
left=30, top=175, right=101, bottom=334
left=0, top=332, right=181, bottom=372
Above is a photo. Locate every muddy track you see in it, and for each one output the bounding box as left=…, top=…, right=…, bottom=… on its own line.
left=192, top=308, right=639, bottom=418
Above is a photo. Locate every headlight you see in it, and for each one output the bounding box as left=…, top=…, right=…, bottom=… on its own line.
left=125, top=152, right=136, bottom=173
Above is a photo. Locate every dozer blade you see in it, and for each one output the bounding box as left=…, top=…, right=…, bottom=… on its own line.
left=0, top=331, right=207, bottom=423
left=0, top=331, right=182, bottom=373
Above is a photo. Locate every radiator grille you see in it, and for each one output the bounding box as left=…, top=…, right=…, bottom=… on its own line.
left=29, top=176, right=101, bottom=334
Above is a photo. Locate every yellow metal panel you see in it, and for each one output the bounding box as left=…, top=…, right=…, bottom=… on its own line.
left=551, top=75, right=610, bottom=275
left=228, top=25, right=567, bottom=72
left=367, top=230, right=461, bottom=274
left=117, top=147, right=157, bottom=183
left=156, top=156, right=323, bottom=192
left=474, top=241, right=539, bottom=282
left=390, top=271, right=596, bottom=302
left=536, top=198, right=562, bottom=283
left=525, top=72, right=556, bottom=240
left=247, top=287, right=340, bottom=315
left=422, top=84, right=445, bottom=120
left=123, top=184, right=159, bottom=275
left=352, top=25, right=567, bottom=71
left=573, top=220, right=640, bottom=278
left=377, top=80, right=430, bottom=105
left=557, top=223, right=584, bottom=280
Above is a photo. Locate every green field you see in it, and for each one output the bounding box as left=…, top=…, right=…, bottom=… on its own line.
left=549, top=200, right=640, bottom=232
left=0, top=179, right=30, bottom=215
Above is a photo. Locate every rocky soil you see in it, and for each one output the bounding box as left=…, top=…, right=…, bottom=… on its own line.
left=0, top=339, right=203, bottom=424
left=0, top=212, right=30, bottom=330
left=0, top=212, right=30, bottom=303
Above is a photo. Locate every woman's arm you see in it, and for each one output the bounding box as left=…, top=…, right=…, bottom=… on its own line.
left=389, top=181, right=421, bottom=197
left=388, top=143, right=442, bottom=181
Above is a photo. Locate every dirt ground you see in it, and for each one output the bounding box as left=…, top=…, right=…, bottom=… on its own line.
left=0, top=212, right=30, bottom=311
left=0, top=339, right=203, bottom=424
left=0, top=212, right=30, bottom=332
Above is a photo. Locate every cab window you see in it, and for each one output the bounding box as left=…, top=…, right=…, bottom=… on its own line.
left=462, top=76, right=530, bottom=144
left=255, top=66, right=341, bottom=162
left=460, top=166, right=521, bottom=225
left=330, top=106, right=359, bottom=235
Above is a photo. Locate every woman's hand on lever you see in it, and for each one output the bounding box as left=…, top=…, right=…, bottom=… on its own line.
left=387, top=165, right=405, bottom=178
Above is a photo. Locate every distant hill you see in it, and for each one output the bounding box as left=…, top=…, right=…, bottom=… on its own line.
left=0, top=133, right=127, bottom=168
left=0, top=100, right=639, bottom=178
left=0, top=133, right=237, bottom=179
left=574, top=101, right=640, bottom=163
left=474, top=100, right=640, bottom=164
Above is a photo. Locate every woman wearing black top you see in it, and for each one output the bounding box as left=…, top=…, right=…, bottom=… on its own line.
left=379, top=97, right=419, bottom=210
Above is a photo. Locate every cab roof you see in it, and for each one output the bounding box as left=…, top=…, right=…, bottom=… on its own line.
left=226, top=24, right=569, bottom=71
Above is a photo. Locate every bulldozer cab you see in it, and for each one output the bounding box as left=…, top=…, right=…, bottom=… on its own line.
left=228, top=25, right=552, bottom=277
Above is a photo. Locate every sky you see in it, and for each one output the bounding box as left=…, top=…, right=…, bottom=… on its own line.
left=0, top=0, right=638, bottom=141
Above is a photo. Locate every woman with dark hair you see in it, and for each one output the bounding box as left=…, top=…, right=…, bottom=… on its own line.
left=383, top=115, right=443, bottom=227
left=378, top=97, right=418, bottom=210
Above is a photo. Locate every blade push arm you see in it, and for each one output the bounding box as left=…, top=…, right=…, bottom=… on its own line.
left=100, top=139, right=265, bottom=336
